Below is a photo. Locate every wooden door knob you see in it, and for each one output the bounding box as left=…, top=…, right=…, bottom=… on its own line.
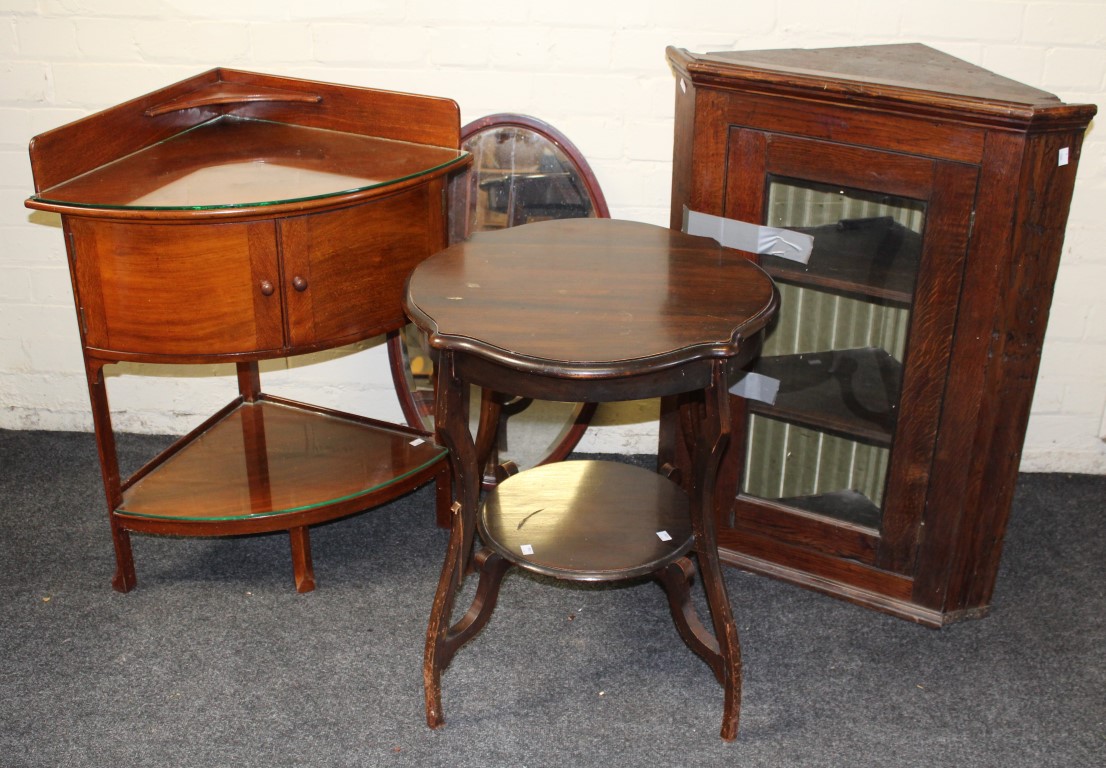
left=292, top=275, right=309, bottom=292
left=259, top=280, right=275, bottom=296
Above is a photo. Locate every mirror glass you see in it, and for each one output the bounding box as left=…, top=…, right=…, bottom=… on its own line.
left=400, top=115, right=609, bottom=480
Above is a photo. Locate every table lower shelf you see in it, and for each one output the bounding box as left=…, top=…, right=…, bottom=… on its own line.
left=479, top=460, right=694, bottom=581
left=116, top=397, right=446, bottom=532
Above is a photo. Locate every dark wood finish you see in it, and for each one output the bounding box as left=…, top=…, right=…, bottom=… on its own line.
left=406, top=218, right=777, bottom=741
left=399, top=114, right=611, bottom=484
left=27, top=68, right=462, bottom=195
left=405, top=220, right=777, bottom=382
left=480, top=460, right=694, bottom=580
left=457, top=114, right=608, bottom=477
left=665, top=43, right=1096, bottom=625
left=25, top=69, right=469, bottom=592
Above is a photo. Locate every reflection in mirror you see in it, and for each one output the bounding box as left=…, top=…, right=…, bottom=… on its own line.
left=449, top=116, right=609, bottom=240
left=397, top=115, right=608, bottom=484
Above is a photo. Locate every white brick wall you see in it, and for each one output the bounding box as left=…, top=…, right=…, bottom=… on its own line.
left=1, top=0, right=1103, bottom=472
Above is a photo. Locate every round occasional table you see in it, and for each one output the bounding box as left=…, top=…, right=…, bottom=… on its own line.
left=404, top=217, right=778, bottom=740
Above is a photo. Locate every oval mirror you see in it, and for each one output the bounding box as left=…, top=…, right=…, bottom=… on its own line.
left=393, top=114, right=608, bottom=482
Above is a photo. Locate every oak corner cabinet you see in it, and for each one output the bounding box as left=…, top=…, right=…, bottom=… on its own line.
left=25, top=68, right=470, bottom=593
left=663, top=43, right=1096, bottom=626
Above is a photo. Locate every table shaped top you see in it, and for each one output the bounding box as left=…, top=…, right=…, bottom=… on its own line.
left=405, top=218, right=778, bottom=380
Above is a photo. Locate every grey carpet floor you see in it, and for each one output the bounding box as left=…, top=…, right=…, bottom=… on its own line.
left=1, top=428, right=1103, bottom=767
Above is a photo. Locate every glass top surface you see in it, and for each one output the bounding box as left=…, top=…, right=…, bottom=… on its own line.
left=30, top=115, right=467, bottom=212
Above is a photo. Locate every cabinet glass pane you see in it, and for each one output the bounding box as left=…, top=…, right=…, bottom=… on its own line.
left=741, top=177, right=926, bottom=528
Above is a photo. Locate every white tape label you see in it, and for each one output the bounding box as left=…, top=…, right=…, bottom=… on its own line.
left=729, top=371, right=781, bottom=405
left=520, top=544, right=534, bottom=556
left=683, top=207, right=814, bottom=264
left=657, top=530, right=672, bottom=541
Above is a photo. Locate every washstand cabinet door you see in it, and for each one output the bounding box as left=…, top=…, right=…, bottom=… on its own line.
left=66, top=218, right=285, bottom=358
left=280, top=185, right=439, bottom=350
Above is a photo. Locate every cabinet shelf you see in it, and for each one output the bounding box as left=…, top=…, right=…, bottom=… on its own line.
left=770, top=489, right=882, bottom=529
left=759, top=216, right=921, bottom=304
left=748, top=347, right=902, bottom=447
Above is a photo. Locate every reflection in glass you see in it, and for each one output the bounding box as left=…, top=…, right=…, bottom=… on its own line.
left=451, top=123, right=598, bottom=237
left=741, top=177, right=926, bottom=528
left=32, top=116, right=465, bottom=212
left=402, top=116, right=607, bottom=481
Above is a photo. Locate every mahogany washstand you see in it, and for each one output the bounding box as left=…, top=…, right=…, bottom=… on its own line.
left=25, top=69, right=470, bottom=592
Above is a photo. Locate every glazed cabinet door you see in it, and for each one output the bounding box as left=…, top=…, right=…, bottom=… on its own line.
left=723, top=131, right=978, bottom=576
left=66, top=218, right=284, bottom=359
left=280, top=183, right=443, bottom=350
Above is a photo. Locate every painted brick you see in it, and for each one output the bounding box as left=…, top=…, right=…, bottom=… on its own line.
left=612, top=29, right=686, bottom=75
left=248, top=23, right=314, bottom=63
left=981, top=45, right=1048, bottom=88
left=0, top=17, right=16, bottom=58
left=484, top=25, right=553, bottom=72
left=1024, top=1, right=1106, bottom=47
left=902, top=2, right=1024, bottom=42
left=0, top=188, right=38, bottom=223
left=1, top=3, right=1104, bottom=469
left=40, top=1, right=162, bottom=18
left=1043, top=46, right=1106, bottom=91
left=592, top=158, right=670, bottom=209
left=15, top=17, right=79, bottom=60
left=3, top=222, right=68, bottom=266
left=28, top=107, right=89, bottom=136
left=28, top=267, right=73, bottom=305
left=1061, top=379, right=1106, bottom=421
left=74, top=19, right=146, bottom=62
left=293, top=1, right=407, bottom=24
left=413, top=3, right=529, bottom=26
left=0, top=109, right=32, bottom=147
left=1028, top=377, right=1065, bottom=413
left=651, top=1, right=777, bottom=34
left=549, top=27, right=616, bottom=73
left=530, top=72, right=630, bottom=117
left=133, top=21, right=251, bottom=63
left=312, top=23, right=432, bottom=65
left=0, top=339, right=27, bottom=374
left=0, top=61, right=50, bottom=102
left=0, top=267, right=32, bottom=303
left=781, top=0, right=903, bottom=37
left=1040, top=339, right=1106, bottom=381
left=557, top=116, right=625, bottom=163
left=426, top=27, right=492, bottom=69
left=1083, top=305, right=1106, bottom=345
left=623, top=118, right=675, bottom=163
left=23, top=325, right=83, bottom=372
left=49, top=63, right=196, bottom=107
left=531, top=1, right=647, bottom=30
left=621, top=75, right=680, bottom=119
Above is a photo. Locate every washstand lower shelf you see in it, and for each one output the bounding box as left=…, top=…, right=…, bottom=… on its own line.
left=113, top=396, right=447, bottom=589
